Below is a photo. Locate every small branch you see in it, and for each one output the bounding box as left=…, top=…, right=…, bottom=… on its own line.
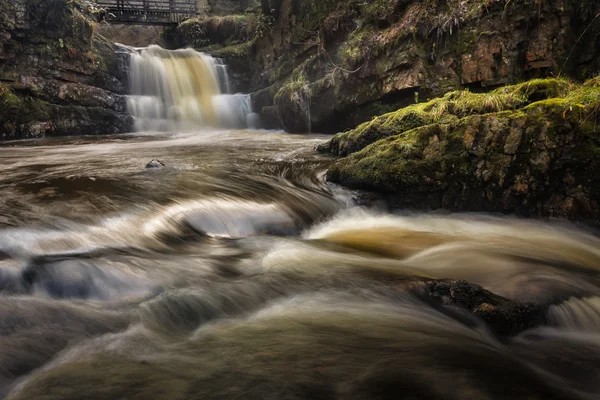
left=319, top=43, right=364, bottom=75
left=559, top=12, right=600, bottom=78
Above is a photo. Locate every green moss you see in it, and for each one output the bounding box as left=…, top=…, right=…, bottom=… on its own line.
left=210, top=41, right=255, bottom=59
left=324, top=78, right=581, bottom=156
left=274, top=78, right=308, bottom=105
left=0, top=83, right=53, bottom=127
left=0, top=84, right=21, bottom=110
left=497, top=77, right=574, bottom=100
left=327, top=74, right=600, bottom=215
left=522, top=80, right=600, bottom=124
left=178, top=14, right=252, bottom=49
left=328, top=123, right=465, bottom=192
left=273, top=58, right=315, bottom=105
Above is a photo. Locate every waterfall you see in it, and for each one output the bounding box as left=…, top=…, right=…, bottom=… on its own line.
left=127, top=45, right=258, bottom=132
left=547, top=297, right=600, bottom=331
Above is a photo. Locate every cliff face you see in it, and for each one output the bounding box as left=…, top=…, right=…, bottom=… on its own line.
left=0, top=0, right=132, bottom=140
left=180, top=0, right=600, bottom=133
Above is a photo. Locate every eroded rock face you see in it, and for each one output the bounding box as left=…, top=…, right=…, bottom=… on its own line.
left=325, top=77, right=600, bottom=220
left=0, top=0, right=133, bottom=140
left=179, top=0, right=600, bottom=133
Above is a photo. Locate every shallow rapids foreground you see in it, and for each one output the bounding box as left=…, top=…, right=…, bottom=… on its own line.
left=1, top=130, right=600, bottom=399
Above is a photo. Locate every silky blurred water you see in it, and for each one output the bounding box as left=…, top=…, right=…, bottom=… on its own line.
left=1, top=130, right=600, bottom=399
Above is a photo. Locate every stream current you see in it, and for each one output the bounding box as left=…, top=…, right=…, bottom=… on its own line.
left=1, top=45, right=600, bottom=399
left=0, top=130, right=600, bottom=399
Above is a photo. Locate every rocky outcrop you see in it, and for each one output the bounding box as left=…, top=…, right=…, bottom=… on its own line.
left=95, top=24, right=164, bottom=48
left=318, top=78, right=573, bottom=156
left=0, top=0, right=132, bottom=140
left=178, top=0, right=600, bottom=133
left=324, top=76, right=600, bottom=220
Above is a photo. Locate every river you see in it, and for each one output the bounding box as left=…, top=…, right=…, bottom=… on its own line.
left=1, top=129, right=600, bottom=399
left=1, top=46, right=600, bottom=399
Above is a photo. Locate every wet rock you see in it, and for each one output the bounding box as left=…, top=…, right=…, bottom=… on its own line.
left=145, top=159, right=166, bottom=169
left=410, top=279, right=545, bottom=336
left=274, top=83, right=311, bottom=133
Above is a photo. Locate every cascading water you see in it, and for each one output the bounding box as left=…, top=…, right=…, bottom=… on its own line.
left=127, top=45, right=258, bottom=132
left=4, top=48, right=600, bottom=399
left=4, top=128, right=600, bottom=399
left=548, top=297, right=600, bottom=331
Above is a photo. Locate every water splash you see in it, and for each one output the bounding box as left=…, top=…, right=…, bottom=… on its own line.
left=548, top=297, right=600, bottom=331
left=127, top=45, right=258, bottom=131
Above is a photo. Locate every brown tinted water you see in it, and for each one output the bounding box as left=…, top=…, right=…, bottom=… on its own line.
left=1, top=130, right=600, bottom=399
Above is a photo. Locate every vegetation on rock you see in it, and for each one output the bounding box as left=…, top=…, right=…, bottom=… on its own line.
left=326, top=76, right=600, bottom=219
left=319, top=78, right=574, bottom=156
left=0, top=0, right=132, bottom=139
left=176, top=0, right=599, bottom=133
left=178, top=14, right=252, bottom=48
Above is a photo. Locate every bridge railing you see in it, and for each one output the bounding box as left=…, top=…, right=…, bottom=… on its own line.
left=94, top=0, right=198, bottom=25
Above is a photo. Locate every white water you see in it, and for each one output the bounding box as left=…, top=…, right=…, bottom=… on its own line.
left=3, top=131, right=600, bottom=398
left=127, top=45, right=258, bottom=131
left=548, top=297, right=600, bottom=332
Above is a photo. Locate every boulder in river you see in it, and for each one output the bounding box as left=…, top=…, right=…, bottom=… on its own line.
left=410, top=279, right=546, bottom=336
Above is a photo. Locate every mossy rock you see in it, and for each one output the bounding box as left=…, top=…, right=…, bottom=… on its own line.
left=320, top=78, right=574, bottom=156
left=327, top=76, right=600, bottom=219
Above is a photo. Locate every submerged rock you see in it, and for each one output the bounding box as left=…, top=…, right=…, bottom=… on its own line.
left=145, top=159, right=166, bottom=169
left=410, top=279, right=545, bottom=336
left=325, top=76, right=600, bottom=220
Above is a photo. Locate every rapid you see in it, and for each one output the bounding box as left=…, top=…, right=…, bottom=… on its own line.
left=0, top=47, right=600, bottom=400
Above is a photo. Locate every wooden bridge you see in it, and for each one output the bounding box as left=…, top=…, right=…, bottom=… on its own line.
left=94, top=0, right=197, bottom=25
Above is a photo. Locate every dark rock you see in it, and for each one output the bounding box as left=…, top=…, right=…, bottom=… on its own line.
left=325, top=77, right=600, bottom=220
left=145, top=159, right=166, bottom=169
left=274, top=83, right=311, bottom=132
left=0, top=0, right=133, bottom=140
left=410, top=279, right=546, bottom=336
left=259, top=105, right=283, bottom=130
left=178, top=0, right=600, bottom=133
